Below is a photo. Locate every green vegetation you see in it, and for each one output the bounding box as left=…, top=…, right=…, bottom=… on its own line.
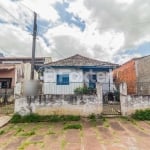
left=61, top=139, right=67, bottom=150
left=88, top=113, right=96, bottom=120
left=11, top=113, right=81, bottom=123
left=88, top=114, right=106, bottom=126
left=0, top=130, right=5, bottom=135
left=15, top=127, right=24, bottom=135
left=103, top=119, right=110, bottom=128
left=64, top=124, right=82, bottom=130
left=132, top=109, right=150, bottom=120
left=20, top=130, right=35, bottom=136
left=74, top=86, right=95, bottom=95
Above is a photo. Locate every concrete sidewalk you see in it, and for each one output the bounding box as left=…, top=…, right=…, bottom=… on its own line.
left=0, top=116, right=11, bottom=128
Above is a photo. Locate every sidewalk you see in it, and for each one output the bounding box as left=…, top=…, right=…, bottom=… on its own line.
left=0, top=116, right=11, bottom=128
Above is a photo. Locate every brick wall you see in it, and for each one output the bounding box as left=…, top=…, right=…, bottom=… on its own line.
left=113, top=59, right=137, bottom=94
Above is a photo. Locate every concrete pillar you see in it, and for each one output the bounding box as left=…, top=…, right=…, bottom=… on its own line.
left=120, top=82, right=127, bottom=96
left=96, top=83, right=103, bottom=114
left=120, top=82, right=128, bottom=116
left=96, top=83, right=103, bottom=103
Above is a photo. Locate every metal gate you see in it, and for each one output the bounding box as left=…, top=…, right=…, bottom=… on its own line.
left=0, top=88, right=14, bottom=115
left=101, top=83, right=121, bottom=116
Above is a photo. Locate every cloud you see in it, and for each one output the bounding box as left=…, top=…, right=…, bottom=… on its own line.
left=63, top=0, right=150, bottom=63
left=0, top=24, right=50, bottom=57
left=0, top=0, right=150, bottom=64
left=21, top=0, right=60, bottom=22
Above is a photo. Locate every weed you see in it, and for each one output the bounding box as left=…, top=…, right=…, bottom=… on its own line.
left=20, top=130, right=35, bottom=136
left=132, top=109, right=150, bottom=120
left=11, top=113, right=80, bottom=123
left=64, top=124, right=82, bottom=130
left=0, top=130, right=5, bottom=135
left=103, top=119, right=110, bottom=128
left=88, top=113, right=96, bottom=120
left=47, top=128, right=55, bottom=135
left=14, top=127, right=24, bottom=136
left=61, top=139, right=67, bottom=150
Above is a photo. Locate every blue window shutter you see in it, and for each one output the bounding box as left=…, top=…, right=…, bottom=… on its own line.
left=57, top=74, right=69, bottom=85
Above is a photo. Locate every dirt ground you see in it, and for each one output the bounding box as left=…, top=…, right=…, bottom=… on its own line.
left=0, top=118, right=150, bottom=150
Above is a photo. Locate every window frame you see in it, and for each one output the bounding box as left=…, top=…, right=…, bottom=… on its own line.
left=56, top=74, right=69, bottom=85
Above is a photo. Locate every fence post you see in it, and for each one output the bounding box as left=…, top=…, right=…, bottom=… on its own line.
left=96, top=82, right=103, bottom=114
left=120, top=82, right=128, bottom=116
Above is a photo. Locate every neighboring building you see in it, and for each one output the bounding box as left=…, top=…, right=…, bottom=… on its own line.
left=113, top=55, right=150, bottom=95
left=43, top=54, right=118, bottom=94
left=0, top=57, right=52, bottom=70
left=0, top=63, right=38, bottom=89
left=0, top=64, right=15, bottom=88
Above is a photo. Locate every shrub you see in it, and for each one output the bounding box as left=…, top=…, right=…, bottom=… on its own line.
left=0, top=130, right=5, bottom=135
left=64, top=124, right=82, bottom=130
left=132, top=109, right=150, bottom=120
left=11, top=113, right=81, bottom=123
left=11, top=113, right=22, bottom=123
left=61, top=115, right=80, bottom=121
left=88, top=113, right=96, bottom=120
left=74, top=86, right=95, bottom=95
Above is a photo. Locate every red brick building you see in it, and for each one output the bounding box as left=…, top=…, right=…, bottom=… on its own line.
left=113, top=55, right=150, bottom=95
left=113, top=59, right=137, bottom=94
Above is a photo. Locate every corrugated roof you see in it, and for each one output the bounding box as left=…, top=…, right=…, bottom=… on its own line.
left=45, top=54, right=118, bottom=67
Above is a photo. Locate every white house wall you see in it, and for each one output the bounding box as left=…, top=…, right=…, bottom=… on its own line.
left=43, top=68, right=114, bottom=94
left=97, top=71, right=114, bottom=93
left=43, top=68, right=84, bottom=94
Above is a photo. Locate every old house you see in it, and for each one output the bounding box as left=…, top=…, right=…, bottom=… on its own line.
left=113, top=55, right=150, bottom=95
left=0, top=57, right=52, bottom=89
left=43, top=54, right=118, bottom=94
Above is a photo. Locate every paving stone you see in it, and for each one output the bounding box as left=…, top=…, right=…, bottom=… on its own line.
left=110, top=121, right=125, bottom=131
left=25, top=144, right=41, bottom=150
left=0, top=116, right=11, bottom=128
left=65, top=129, right=81, bottom=143
left=122, top=123, right=150, bottom=137
left=65, top=143, right=81, bottom=150
left=3, top=137, right=25, bottom=150
left=44, top=135, right=62, bottom=150
left=83, top=134, right=102, bottom=150
left=0, top=120, right=150, bottom=150
left=30, top=135, right=44, bottom=142
left=98, top=126, right=112, bottom=139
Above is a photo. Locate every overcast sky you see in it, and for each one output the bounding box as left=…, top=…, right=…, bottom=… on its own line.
left=0, top=0, right=150, bottom=64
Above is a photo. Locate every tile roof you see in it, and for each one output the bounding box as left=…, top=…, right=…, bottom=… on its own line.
left=45, top=54, right=118, bottom=67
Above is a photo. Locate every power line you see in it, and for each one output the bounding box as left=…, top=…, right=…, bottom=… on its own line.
left=0, top=5, right=32, bottom=32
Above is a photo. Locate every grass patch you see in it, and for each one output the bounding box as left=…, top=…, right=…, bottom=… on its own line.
left=11, top=113, right=80, bottom=123
left=61, top=139, right=67, bottom=150
left=88, top=114, right=105, bottom=126
left=20, top=130, right=35, bottom=136
left=15, top=127, right=24, bottom=135
left=0, top=130, right=5, bottom=135
left=64, top=124, right=82, bottom=130
left=132, top=109, right=150, bottom=120
left=88, top=113, right=96, bottom=120
left=103, top=119, right=110, bottom=128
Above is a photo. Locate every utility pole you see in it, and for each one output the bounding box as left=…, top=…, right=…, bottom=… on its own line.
left=31, top=12, right=37, bottom=80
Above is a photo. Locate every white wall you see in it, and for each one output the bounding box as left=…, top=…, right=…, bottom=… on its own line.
left=43, top=68, right=113, bottom=94
left=43, top=68, right=84, bottom=94
left=97, top=71, right=114, bottom=93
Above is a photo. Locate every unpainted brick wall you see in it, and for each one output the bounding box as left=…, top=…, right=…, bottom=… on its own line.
left=113, top=60, right=137, bottom=94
